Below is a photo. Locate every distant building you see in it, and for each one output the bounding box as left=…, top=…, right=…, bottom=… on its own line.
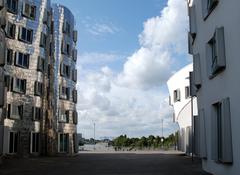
left=0, top=0, right=78, bottom=158
left=188, top=0, right=239, bottom=174
left=167, top=64, right=198, bottom=154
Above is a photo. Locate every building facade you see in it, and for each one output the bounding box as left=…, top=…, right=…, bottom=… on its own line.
left=167, top=64, right=198, bottom=154
left=0, top=0, right=78, bottom=158
left=188, top=0, right=240, bottom=174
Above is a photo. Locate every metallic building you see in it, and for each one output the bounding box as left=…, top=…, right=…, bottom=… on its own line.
left=0, top=0, right=78, bottom=158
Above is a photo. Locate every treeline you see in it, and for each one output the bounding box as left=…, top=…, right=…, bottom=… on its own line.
left=112, top=134, right=177, bottom=150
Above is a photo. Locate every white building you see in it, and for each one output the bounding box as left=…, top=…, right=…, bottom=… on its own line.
left=167, top=64, right=198, bottom=154
left=188, top=0, right=240, bottom=174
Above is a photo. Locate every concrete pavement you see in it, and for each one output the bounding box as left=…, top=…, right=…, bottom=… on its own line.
left=0, top=153, right=210, bottom=175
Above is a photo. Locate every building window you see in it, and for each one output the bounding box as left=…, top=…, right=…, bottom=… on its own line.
left=5, top=22, right=16, bottom=39
left=72, top=49, right=77, bottom=62
left=19, top=27, right=33, bottom=43
left=173, top=89, right=180, bottom=102
left=59, top=110, right=69, bottom=123
left=12, top=78, right=26, bottom=94
left=63, top=21, right=71, bottom=35
left=72, top=89, right=77, bottom=103
left=72, top=69, right=77, bottom=82
left=34, top=81, right=43, bottom=96
left=9, top=131, right=18, bottom=154
left=73, top=30, right=77, bottom=43
left=185, top=86, right=190, bottom=99
left=30, top=133, right=40, bottom=153
left=40, top=32, right=47, bottom=48
left=207, top=27, right=226, bottom=78
left=22, top=2, right=36, bottom=20
left=73, top=111, right=78, bottom=125
left=32, top=107, right=42, bottom=121
left=61, top=41, right=71, bottom=56
left=60, top=63, right=71, bottom=78
left=202, top=0, right=219, bottom=20
left=59, top=86, right=70, bottom=100
left=58, top=133, right=69, bottom=153
left=37, top=56, right=45, bottom=72
left=7, top=0, right=18, bottom=14
left=73, top=133, right=78, bottom=153
left=15, top=52, right=29, bottom=69
left=8, top=104, right=23, bottom=120
left=211, top=98, right=233, bottom=163
left=6, top=49, right=13, bottom=65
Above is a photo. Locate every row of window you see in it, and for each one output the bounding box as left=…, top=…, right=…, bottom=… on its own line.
left=6, top=48, right=77, bottom=83
left=59, top=85, right=78, bottom=103
left=173, top=86, right=190, bottom=103
left=7, top=104, right=42, bottom=121
left=4, top=76, right=44, bottom=95
left=194, top=97, right=233, bottom=164
left=58, top=110, right=78, bottom=124
left=8, top=132, right=78, bottom=154
left=7, top=103, right=78, bottom=124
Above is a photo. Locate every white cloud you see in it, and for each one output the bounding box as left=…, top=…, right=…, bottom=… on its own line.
left=82, top=17, right=120, bottom=36
left=77, top=0, right=188, bottom=139
left=118, top=0, right=188, bottom=89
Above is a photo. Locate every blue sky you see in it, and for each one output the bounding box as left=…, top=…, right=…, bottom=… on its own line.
left=52, top=0, right=190, bottom=139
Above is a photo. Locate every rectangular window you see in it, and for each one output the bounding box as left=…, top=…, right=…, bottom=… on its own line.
left=173, top=89, right=180, bottom=102
left=211, top=98, right=233, bottom=163
left=40, top=32, right=47, bottom=48
left=6, top=49, right=13, bottom=65
left=37, top=56, right=45, bottom=72
left=58, top=133, right=69, bottom=153
left=72, top=69, right=77, bottom=82
left=61, top=41, right=71, bottom=56
left=34, top=81, right=43, bottom=96
left=12, top=78, right=26, bottom=94
left=60, top=63, right=71, bottom=78
left=32, top=107, right=42, bottom=121
left=73, top=30, right=77, bottom=43
left=206, top=27, right=226, bottom=78
left=185, top=86, right=190, bottom=99
left=63, top=21, right=71, bottom=35
left=60, top=86, right=70, bottom=100
left=72, top=89, right=77, bottom=103
left=59, top=110, right=69, bottom=123
left=73, top=133, right=78, bottom=153
left=22, top=2, right=36, bottom=20
left=5, top=21, right=16, bottom=39
left=9, top=131, right=18, bottom=154
left=19, top=27, right=33, bottom=43
left=8, top=104, right=23, bottom=120
left=6, top=0, right=18, bottom=14
left=31, top=133, right=39, bottom=153
left=72, top=49, right=77, bottom=62
left=202, top=0, right=219, bottom=20
left=15, top=52, right=29, bottom=69
left=73, top=111, right=78, bottom=125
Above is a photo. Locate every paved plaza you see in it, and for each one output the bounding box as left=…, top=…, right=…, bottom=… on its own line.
left=0, top=152, right=210, bottom=175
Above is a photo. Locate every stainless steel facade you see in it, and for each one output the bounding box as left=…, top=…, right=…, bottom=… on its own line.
left=0, top=0, right=78, bottom=158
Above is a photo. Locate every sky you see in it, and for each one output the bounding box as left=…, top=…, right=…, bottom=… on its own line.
left=52, top=0, right=191, bottom=139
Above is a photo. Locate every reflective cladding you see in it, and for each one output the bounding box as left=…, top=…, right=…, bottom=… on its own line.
left=52, top=4, right=77, bottom=154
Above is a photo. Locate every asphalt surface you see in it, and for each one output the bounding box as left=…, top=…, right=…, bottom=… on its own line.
left=0, top=153, right=210, bottom=175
